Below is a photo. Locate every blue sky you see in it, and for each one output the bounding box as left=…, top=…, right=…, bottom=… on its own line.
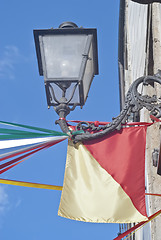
left=0, top=1, right=120, bottom=239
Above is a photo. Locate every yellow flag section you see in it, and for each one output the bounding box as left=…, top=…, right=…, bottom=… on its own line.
left=58, top=140, right=148, bottom=223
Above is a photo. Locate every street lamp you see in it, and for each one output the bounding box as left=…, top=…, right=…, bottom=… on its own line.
left=34, top=22, right=161, bottom=142
left=34, top=22, right=98, bottom=127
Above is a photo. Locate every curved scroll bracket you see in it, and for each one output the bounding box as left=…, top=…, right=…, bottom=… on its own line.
left=56, top=71, right=161, bottom=142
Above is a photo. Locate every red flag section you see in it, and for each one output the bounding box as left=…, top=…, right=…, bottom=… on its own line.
left=84, top=126, right=147, bottom=217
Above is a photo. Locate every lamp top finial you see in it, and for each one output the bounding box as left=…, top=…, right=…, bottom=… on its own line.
left=59, top=22, right=78, bottom=29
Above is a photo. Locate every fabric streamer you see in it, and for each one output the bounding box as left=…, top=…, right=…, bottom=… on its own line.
left=0, top=143, right=50, bottom=171
left=67, top=119, right=152, bottom=126
left=0, top=136, right=67, bottom=150
left=0, top=140, right=66, bottom=174
left=0, top=142, right=50, bottom=161
left=145, top=193, right=161, bottom=197
left=0, top=178, right=62, bottom=190
left=0, top=120, right=67, bottom=135
left=0, top=121, right=68, bottom=174
left=113, top=209, right=161, bottom=240
left=0, top=159, right=27, bottom=174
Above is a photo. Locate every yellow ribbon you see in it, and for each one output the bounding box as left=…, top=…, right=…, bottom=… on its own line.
left=0, top=178, right=63, bottom=191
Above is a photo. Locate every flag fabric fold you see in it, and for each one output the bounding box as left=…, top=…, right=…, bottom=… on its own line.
left=58, top=125, right=149, bottom=223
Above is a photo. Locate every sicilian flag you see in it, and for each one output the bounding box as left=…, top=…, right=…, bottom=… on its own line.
left=0, top=120, right=68, bottom=174
left=58, top=124, right=150, bottom=223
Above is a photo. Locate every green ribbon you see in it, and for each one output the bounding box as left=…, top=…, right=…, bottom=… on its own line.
left=0, top=120, right=67, bottom=135
left=0, top=133, right=58, bottom=140
left=71, top=130, right=84, bottom=136
left=0, top=120, right=68, bottom=140
left=0, top=128, right=53, bottom=135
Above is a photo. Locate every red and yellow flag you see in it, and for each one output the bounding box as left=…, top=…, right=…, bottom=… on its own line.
left=58, top=125, right=148, bottom=223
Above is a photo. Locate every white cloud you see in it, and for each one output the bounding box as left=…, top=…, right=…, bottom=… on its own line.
left=0, top=185, right=9, bottom=214
left=0, top=45, right=22, bottom=80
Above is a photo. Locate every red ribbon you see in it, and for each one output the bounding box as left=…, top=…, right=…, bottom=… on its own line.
left=0, top=160, right=25, bottom=174
left=0, top=142, right=50, bottom=161
left=113, top=209, right=161, bottom=240
left=0, top=141, right=59, bottom=173
left=146, top=193, right=161, bottom=197
left=150, top=115, right=161, bottom=122
left=67, top=120, right=153, bottom=126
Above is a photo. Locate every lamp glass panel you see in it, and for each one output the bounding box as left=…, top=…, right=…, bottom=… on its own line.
left=82, top=42, right=94, bottom=102
left=48, top=82, right=79, bottom=105
left=41, top=34, right=88, bottom=79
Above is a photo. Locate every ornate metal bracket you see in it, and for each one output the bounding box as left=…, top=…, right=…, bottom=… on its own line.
left=56, top=71, right=161, bottom=142
left=131, top=0, right=161, bottom=4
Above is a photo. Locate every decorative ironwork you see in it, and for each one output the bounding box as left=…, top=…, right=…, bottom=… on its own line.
left=131, top=0, right=161, bottom=4
left=56, top=71, right=161, bottom=142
